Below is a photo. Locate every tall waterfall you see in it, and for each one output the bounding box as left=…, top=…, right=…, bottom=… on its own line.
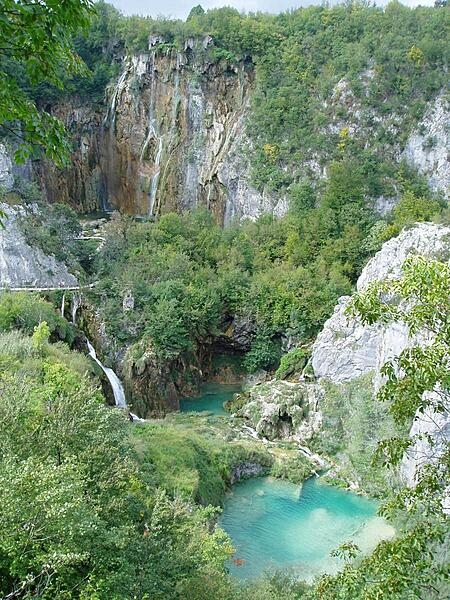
left=86, top=340, right=127, bottom=408
left=149, top=134, right=163, bottom=216
left=60, top=293, right=65, bottom=318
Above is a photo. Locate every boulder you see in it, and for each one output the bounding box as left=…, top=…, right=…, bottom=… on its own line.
left=239, top=380, right=323, bottom=442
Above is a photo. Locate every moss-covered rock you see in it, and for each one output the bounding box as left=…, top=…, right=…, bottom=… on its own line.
left=237, top=379, right=323, bottom=442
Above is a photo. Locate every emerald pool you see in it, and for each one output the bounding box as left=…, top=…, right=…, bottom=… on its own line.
left=180, top=382, right=241, bottom=415
left=219, top=476, right=394, bottom=581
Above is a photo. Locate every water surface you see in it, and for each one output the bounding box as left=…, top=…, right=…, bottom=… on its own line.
left=219, top=476, right=394, bottom=581
left=180, top=382, right=241, bottom=415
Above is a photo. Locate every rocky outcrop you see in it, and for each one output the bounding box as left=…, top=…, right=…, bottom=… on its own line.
left=230, top=461, right=267, bottom=484
left=37, top=43, right=283, bottom=223
left=400, top=390, right=450, bottom=488
left=0, top=144, right=14, bottom=192
left=312, top=223, right=450, bottom=383
left=120, top=335, right=211, bottom=417
left=237, top=380, right=323, bottom=442
left=312, top=223, right=450, bottom=492
left=0, top=203, right=77, bottom=288
left=405, top=93, right=449, bottom=200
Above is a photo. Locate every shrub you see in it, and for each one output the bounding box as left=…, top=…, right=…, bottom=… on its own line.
left=275, top=347, right=310, bottom=380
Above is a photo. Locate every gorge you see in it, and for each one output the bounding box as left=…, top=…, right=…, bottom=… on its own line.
left=0, top=2, right=449, bottom=599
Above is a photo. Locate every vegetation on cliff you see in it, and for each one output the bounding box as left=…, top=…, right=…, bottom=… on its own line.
left=315, top=255, right=450, bottom=600
left=1, top=2, right=449, bottom=599
left=40, top=1, right=449, bottom=203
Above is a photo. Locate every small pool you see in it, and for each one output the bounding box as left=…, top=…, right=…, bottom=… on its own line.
left=179, top=382, right=242, bottom=415
left=219, top=476, right=394, bottom=581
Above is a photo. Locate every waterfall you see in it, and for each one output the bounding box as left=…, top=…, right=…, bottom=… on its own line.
left=86, top=339, right=127, bottom=408
left=149, top=134, right=163, bottom=216
left=71, top=292, right=81, bottom=325
left=105, top=67, right=129, bottom=127
left=60, top=293, right=65, bottom=318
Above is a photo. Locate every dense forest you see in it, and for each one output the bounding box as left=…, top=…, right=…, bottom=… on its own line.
left=0, top=1, right=449, bottom=599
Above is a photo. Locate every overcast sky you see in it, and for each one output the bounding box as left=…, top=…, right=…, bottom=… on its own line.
left=108, top=1, right=435, bottom=20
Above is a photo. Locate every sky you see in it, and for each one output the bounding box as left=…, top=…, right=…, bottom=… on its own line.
left=108, top=0, right=435, bottom=20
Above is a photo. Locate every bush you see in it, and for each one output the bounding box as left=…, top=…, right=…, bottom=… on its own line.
left=275, top=347, right=310, bottom=380
left=0, top=292, right=75, bottom=344
left=270, top=455, right=315, bottom=484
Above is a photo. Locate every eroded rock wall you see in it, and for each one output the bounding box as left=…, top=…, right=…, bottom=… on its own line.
left=37, top=43, right=283, bottom=223
left=405, top=93, right=449, bottom=201
left=312, top=223, right=450, bottom=383
left=0, top=203, right=77, bottom=288
left=311, top=223, right=450, bottom=490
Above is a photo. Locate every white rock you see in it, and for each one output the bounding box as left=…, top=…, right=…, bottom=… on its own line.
left=312, top=223, right=450, bottom=383
left=0, top=203, right=77, bottom=289
left=400, top=391, right=450, bottom=489
left=0, top=144, right=14, bottom=192
left=404, top=93, right=449, bottom=200
left=312, top=223, right=450, bottom=500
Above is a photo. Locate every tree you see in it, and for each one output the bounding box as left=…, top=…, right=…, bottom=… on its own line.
left=0, top=0, right=94, bottom=165
left=187, top=5, right=205, bottom=20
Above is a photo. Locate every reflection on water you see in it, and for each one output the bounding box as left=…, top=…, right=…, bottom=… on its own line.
left=219, top=476, right=394, bottom=581
left=180, top=382, right=242, bottom=415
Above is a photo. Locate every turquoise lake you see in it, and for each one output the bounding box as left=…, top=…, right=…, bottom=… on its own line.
left=180, top=382, right=242, bottom=415
left=219, top=476, right=394, bottom=582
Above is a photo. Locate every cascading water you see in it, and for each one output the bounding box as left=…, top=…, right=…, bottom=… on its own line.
left=71, top=292, right=81, bottom=325
left=60, top=293, right=65, bottom=318
left=85, top=339, right=145, bottom=421
left=105, top=66, right=129, bottom=127
left=86, top=340, right=127, bottom=408
left=149, top=134, right=163, bottom=216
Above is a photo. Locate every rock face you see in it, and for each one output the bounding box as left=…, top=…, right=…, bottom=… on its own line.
left=405, top=93, right=449, bottom=200
left=34, top=44, right=446, bottom=221
left=0, top=204, right=77, bottom=288
left=0, top=144, right=14, bottom=192
left=37, top=44, right=283, bottom=223
left=312, top=223, right=450, bottom=489
left=400, top=391, right=450, bottom=488
left=238, top=380, right=323, bottom=442
left=312, top=223, right=450, bottom=383
left=121, top=336, right=208, bottom=417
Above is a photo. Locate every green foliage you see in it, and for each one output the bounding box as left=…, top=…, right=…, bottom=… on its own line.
left=275, top=347, right=310, bottom=380
left=270, top=455, right=315, bottom=484
left=392, top=190, right=443, bottom=229
left=18, top=202, right=91, bottom=277
left=311, top=375, right=402, bottom=496
left=243, top=331, right=282, bottom=373
left=0, top=0, right=94, bottom=164
left=31, top=320, right=50, bottom=354
left=0, top=292, right=75, bottom=343
left=131, top=421, right=273, bottom=507
left=91, top=207, right=358, bottom=374
left=0, top=330, right=236, bottom=599
left=132, top=423, right=227, bottom=506
left=316, top=254, right=450, bottom=599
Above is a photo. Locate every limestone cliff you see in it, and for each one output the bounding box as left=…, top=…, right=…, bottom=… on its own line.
left=0, top=203, right=77, bottom=289
left=405, top=93, right=449, bottom=201
left=311, top=223, right=450, bottom=489
left=312, top=223, right=450, bottom=383
left=34, top=40, right=448, bottom=222
left=37, top=41, right=283, bottom=223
